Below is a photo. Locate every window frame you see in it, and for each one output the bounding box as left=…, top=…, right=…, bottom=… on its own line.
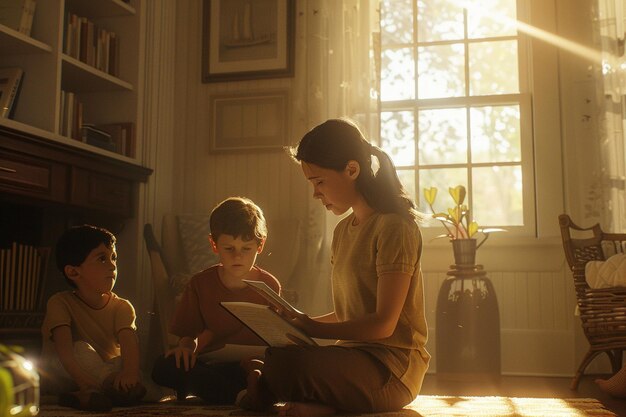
left=378, top=0, right=538, bottom=239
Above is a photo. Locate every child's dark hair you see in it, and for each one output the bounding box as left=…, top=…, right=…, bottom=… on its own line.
left=210, top=197, right=267, bottom=244
left=55, top=224, right=116, bottom=287
left=290, top=118, right=423, bottom=223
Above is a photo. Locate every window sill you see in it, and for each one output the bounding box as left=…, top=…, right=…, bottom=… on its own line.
left=421, top=235, right=564, bottom=272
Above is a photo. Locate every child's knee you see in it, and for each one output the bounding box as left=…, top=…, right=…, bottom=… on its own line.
left=72, top=340, right=97, bottom=356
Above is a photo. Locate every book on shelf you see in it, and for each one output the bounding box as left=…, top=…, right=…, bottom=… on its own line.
left=221, top=282, right=316, bottom=348
left=0, top=0, right=37, bottom=37
left=65, top=12, right=119, bottom=77
left=60, top=90, right=83, bottom=140
left=0, top=67, right=24, bottom=119
left=96, top=122, right=135, bottom=157
left=81, top=124, right=116, bottom=152
left=0, top=242, right=49, bottom=312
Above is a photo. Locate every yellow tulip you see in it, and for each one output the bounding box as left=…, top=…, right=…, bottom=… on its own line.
left=424, top=187, right=438, bottom=205
left=449, top=185, right=466, bottom=205
left=468, top=221, right=479, bottom=237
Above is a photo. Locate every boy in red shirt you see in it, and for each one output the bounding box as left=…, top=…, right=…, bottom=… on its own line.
left=151, top=197, right=281, bottom=404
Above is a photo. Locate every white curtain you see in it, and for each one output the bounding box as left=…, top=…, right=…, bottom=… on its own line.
left=290, top=0, right=380, bottom=314
left=593, top=0, right=626, bottom=232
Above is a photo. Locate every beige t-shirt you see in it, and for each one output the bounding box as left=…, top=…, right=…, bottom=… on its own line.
left=41, top=291, right=136, bottom=361
left=331, top=212, right=430, bottom=396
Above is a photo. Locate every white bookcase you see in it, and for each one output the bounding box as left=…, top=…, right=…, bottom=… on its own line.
left=0, top=0, right=144, bottom=164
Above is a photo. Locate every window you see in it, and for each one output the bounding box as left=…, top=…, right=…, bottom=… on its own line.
left=379, top=0, right=534, bottom=234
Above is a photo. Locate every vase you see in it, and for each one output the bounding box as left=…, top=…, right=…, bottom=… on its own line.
left=452, top=239, right=477, bottom=266
left=436, top=266, right=501, bottom=374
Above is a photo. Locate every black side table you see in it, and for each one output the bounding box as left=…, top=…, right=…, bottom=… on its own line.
left=436, top=264, right=501, bottom=374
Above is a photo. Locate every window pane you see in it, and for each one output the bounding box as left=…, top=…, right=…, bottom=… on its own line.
left=381, top=111, right=415, bottom=167
left=418, top=0, right=464, bottom=42
left=471, top=105, right=521, bottom=163
left=469, top=40, right=519, bottom=95
left=419, top=108, right=467, bottom=165
left=418, top=44, right=465, bottom=99
left=381, top=0, right=413, bottom=45
left=419, top=168, right=468, bottom=215
left=381, top=48, right=415, bottom=101
left=467, top=0, right=517, bottom=39
left=472, top=165, right=523, bottom=225
left=397, top=169, right=416, bottom=203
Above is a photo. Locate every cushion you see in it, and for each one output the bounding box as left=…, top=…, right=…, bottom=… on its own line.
left=176, top=214, right=220, bottom=274
left=585, top=253, right=626, bottom=288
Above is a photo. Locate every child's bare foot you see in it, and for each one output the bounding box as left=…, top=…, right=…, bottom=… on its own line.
left=595, top=364, right=626, bottom=398
left=274, top=401, right=336, bottom=417
left=596, top=375, right=626, bottom=398
left=240, top=357, right=264, bottom=373
left=236, top=369, right=265, bottom=410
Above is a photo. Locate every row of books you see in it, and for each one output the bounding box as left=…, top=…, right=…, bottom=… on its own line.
left=59, top=90, right=135, bottom=156
left=0, top=66, right=24, bottom=119
left=0, top=0, right=37, bottom=37
left=64, top=12, right=119, bottom=77
left=81, top=122, right=136, bottom=158
left=0, top=242, right=49, bottom=312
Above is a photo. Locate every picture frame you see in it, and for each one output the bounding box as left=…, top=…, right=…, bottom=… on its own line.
left=209, top=90, right=291, bottom=152
left=202, top=0, right=295, bottom=83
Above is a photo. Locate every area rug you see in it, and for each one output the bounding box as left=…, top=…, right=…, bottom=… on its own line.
left=36, top=395, right=616, bottom=417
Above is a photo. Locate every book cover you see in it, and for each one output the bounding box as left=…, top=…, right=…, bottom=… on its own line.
left=221, top=301, right=317, bottom=347
left=96, top=122, right=135, bottom=157
left=0, top=0, right=36, bottom=36
left=0, top=67, right=24, bottom=119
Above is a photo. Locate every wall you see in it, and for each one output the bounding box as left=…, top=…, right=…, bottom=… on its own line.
left=143, top=0, right=607, bottom=376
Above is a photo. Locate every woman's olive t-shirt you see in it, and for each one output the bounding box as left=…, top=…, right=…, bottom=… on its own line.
left=331, top=212, right=430, bottom=396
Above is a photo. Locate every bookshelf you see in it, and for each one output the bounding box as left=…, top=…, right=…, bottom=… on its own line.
left=0, top=0, right=144, bottom=162
left=0, top=1, right=151, bottom=350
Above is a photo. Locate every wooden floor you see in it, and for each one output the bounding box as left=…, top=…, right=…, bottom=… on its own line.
left=419, top=372, right=626, bottom=416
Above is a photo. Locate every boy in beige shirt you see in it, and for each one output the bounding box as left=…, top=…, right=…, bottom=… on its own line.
left=41, top=225, right=146, bottom=411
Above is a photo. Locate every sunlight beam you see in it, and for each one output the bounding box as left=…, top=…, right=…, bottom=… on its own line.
left=447, top=0, right=603, bottom=63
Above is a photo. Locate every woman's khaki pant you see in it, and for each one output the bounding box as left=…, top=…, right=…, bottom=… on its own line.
left=262, top=345, right=413, bottom=413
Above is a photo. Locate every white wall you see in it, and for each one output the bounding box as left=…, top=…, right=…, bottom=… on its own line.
left=138, top=0, right=608, bottom=376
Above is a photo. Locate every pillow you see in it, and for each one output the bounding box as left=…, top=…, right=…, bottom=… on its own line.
left=170, top=272, right=193, bottom=299
left=176, top=214, right=220, bottom=274
left=585, top=253, right=626, bottom=289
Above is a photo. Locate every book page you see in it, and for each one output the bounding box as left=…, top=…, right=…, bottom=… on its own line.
left=243, top=279, right=301, bottom=314
left=221, top=301, right=317, bottom=347
left=196, top=344, right=267, bottom=364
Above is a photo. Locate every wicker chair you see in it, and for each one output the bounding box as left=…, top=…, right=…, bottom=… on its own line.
left=558, top=214, right=626, bottom=390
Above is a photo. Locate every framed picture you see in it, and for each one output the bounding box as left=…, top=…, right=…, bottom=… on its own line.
left=202, top=0, right=295, bottom=83
left=209, top=90, right=291, bottom=152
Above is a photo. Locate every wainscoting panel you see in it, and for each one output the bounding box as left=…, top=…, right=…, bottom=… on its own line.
left=424, top=268, right=578, bottom=375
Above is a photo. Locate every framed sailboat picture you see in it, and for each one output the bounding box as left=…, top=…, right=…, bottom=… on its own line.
left=202, top=0, right=295, bottom=83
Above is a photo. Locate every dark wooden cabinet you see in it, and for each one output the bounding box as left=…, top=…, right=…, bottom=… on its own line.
left=0, top=149, right=68, bottom=203
left=0, top=125, right=151, bottom=217
left=0, top=125, right=152, bottom=347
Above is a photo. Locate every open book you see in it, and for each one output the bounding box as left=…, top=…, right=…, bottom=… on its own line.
left=196, top=344, right=267, bottom=364
left=221, top=301, right=318, bottom=347
left=221, top=280, right=316, bottom=347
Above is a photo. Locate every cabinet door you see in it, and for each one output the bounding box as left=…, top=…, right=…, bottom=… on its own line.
left=70, top=166, right=132, bottom=217
left=0, top=150, right=67, bottom=202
